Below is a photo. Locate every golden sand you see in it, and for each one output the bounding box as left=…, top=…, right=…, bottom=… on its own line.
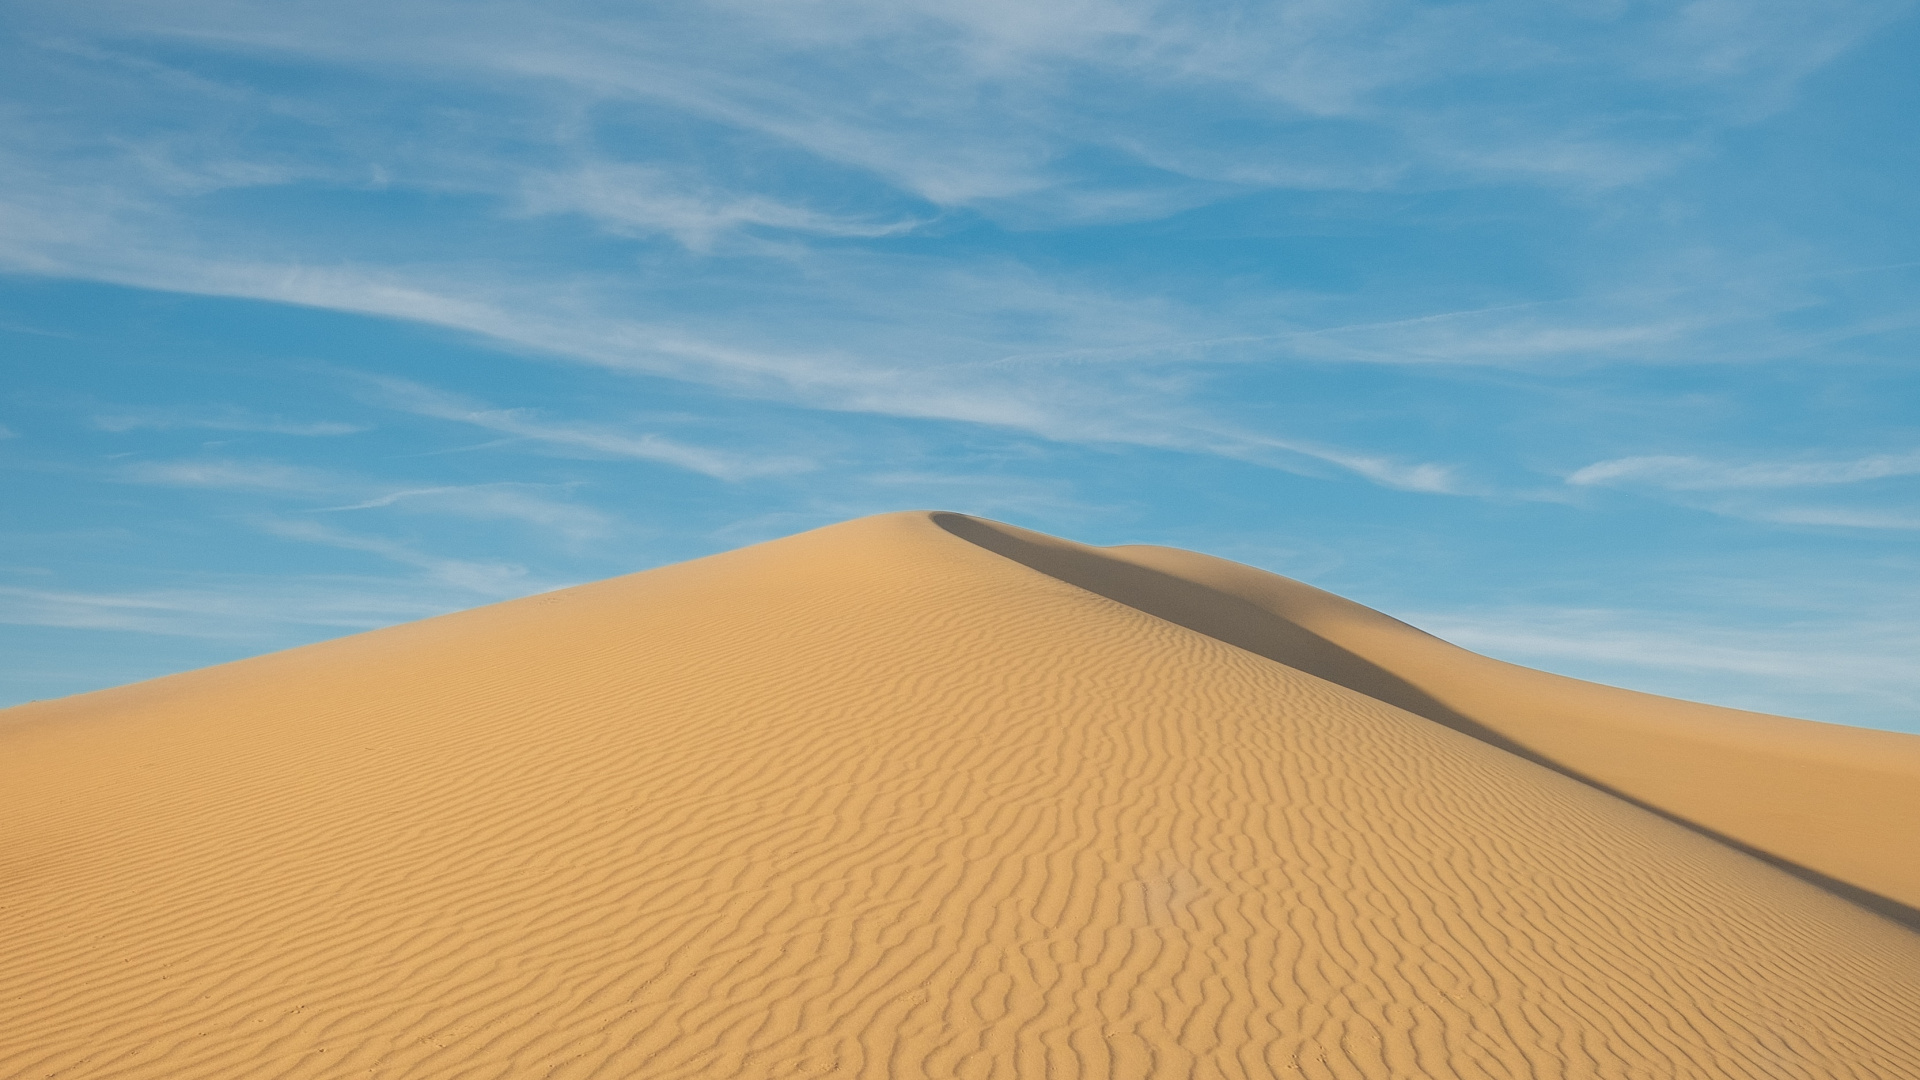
left=4, top=511, right=1917, bottom=1078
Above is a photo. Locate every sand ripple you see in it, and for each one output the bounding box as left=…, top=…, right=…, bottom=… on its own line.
left=4, top=511, right=1917, bottom=1078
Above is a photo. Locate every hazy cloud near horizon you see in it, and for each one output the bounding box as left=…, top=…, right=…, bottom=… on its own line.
left=3, top=0, right=1919, bottom=731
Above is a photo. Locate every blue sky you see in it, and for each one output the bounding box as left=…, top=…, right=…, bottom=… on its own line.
left=3, top=0, right=1918, bottom=731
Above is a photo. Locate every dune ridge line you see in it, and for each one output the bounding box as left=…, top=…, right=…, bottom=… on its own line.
left=932, top=512, right=1920, bottom=930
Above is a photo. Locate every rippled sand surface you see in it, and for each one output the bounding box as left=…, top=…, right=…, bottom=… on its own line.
left=5, top=511, right=1918, bottom=1078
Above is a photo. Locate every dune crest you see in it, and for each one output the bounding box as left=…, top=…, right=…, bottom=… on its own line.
left=5, top=511, right=1918, bottom=1079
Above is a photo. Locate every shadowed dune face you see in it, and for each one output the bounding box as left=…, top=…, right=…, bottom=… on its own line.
left=931, top=513, right=1537, bottom=756
left=4, top=510, right=1919, bottom=1079
left=934, top=512, right=1920, bottom=931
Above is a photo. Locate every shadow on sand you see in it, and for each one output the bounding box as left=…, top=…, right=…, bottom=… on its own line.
left=936, top=512, right=1920, bottom=933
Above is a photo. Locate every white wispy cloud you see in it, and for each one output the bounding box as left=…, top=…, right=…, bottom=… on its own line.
left=18, top=0, right=1898, bottom=222
left=1422, top=610, right=1843, bottom=680
left=1165, top=426, right=1463, bottom=494
left=977, top=254, right=1920, bottom=373
left=861, top=471, right=1107, bottom=520
left=0, top=0, right=1903, bottom=510
left=117, top=458, right=346, bottom=494
left=1749, top=506, right=1920, bottom=531
left=520, top=164, right=921, bottom=251
left=478, top=0, right=1895, bottom=200
left=316, top=484, right=613, bottom=541
left=359, top=375, right=812, bottom=480
left=115, top=455, right=616, bottom=540
left=256, top=517, right=549, bottom=596
left=92, top=406, right=365, bottom=436
left=1334, top=457, right=1459, bottom=495
left=13, top=240, right=1459, bottom=491
left=1263, top=276, right=1818, bottom=369
left=277, top=269, right=1459, bottom=492
left=1409, top=604, right=1920, bottom=726
left=1568, top=449, right=1920, bottom=490
left=0, top=579, right=451, bottom=637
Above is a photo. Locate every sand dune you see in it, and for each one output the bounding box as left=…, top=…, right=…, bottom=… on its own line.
left=4, top=511, right=1918, bottom=1079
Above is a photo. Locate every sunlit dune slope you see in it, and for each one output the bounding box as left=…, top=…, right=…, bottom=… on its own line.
left=4, top=511, right=1918, bottom=1079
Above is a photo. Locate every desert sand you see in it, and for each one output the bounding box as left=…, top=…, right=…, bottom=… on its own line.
left=4, top=510, right=1918, bottom=1079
